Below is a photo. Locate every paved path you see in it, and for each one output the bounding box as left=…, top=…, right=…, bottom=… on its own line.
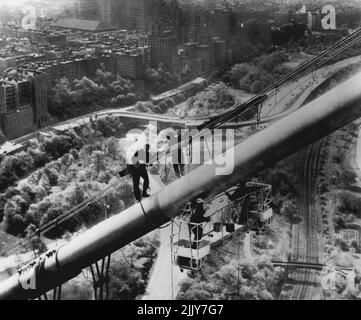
left=143, top=175, right=188, bottom=300
left=244, top=232, right=255, bottom=264
left=142, top=225, right=187, bottom=300
left=262, top=55, right=361, bottom=118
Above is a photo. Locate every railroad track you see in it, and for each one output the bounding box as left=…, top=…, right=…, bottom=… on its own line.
left=281, top=140, right=324, bottom=300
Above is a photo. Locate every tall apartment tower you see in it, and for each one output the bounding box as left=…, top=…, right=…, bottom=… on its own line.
left=127, top=0, right=178, bottom=33
left=0, top=71, right=48, bottom=138
left=148, top=30, right=178, bottom=72
left=127, top=0, right=151, bottom=31
left=32, top=72, right=48, bottom=128
left=98, top=0, right=116, bottom=26
left=114, top=0, right=127, bottom=29
left=243, top=21, right=272, bottom=48
left=73, top=0, right=99, bottom=20
left=0, top=83, right=17, bottom=114
left=189, top=9, right=212, bottom=44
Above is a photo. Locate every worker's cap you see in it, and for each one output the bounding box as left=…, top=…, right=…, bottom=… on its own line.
left=196, top=198, right=204, bottom=204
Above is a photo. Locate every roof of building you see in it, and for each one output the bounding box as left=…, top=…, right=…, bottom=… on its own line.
left=53, top=18, right=115, bottom=32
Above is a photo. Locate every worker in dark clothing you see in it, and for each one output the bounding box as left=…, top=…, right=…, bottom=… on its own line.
left=167, top=130, right=185, bottom=178
left=189, top=198, right=209, bottom=249
left=225, top=182, right=248, bottom=225
left=225, top=182, right=247, bottom=201
left=128, top=144, right=152, bottom=201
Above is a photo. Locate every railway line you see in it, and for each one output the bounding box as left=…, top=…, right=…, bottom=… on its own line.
left=281, top=140, right=324, bottom=300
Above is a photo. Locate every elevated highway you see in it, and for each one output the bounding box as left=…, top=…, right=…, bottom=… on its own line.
left=2, top=54, right=360, bottom=159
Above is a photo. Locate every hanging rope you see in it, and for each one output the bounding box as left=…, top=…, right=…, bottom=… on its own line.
left=237, top=238, right=240, bottom=299
left=170, top=247, right=174, bottom=301
left=164, top=151, right=168, bottom=181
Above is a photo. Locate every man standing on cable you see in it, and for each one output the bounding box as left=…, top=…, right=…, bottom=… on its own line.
left=127, top=143, right=152, bottom=201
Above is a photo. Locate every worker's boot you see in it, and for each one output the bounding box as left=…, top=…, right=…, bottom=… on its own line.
left=142, top=188, right=151, bottom=198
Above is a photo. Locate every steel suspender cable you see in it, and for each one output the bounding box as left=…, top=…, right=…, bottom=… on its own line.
left=208, top=33, right=361, bottom=130
left=202, top=28, right=361, bottom=129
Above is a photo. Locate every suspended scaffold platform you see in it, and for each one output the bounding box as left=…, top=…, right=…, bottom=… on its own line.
left=171, top=179, right=273, bottom=271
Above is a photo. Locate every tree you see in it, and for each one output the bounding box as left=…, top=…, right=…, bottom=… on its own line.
left=0, top=156, right=18, bottom=192
left=48, top=71, right=138, bottom=120
left=61, top=277, right=93, bottom=300
left=256, top=51, right=289, bottom=72
left=3, top=195, right=30, bottom=236
left=126, top=93, right=137, bottom=104
left=0, top=187, right=21, bottom=222
left=66, top=184, right=85, bottom=207
left=39, top=173, right=51, bottom=193
left=107, top=235, right=158, bottom=300
left=42, top=132, right=81, bottom=160
left=227, top=51, right=292, bottom=94
left=22, top=224, right=47, bottom=257
left=82, top=201, right=103, bottom=227
left=44, top=166, right=59, bottom=186
left=229, top=63, right=256, bottom=86
left=48, top=77, right=77, bottom=119
left=11, top=151, right=34, bottom=177
left=90, top=151, right=106, bottom=176
left=40, top=198, right=78, bottom=239
left=109, top=78, right=134, bottom=96
left=177, top=253, right=285, bottom=300
left=171, top=82, right=234, bottom=117
left=58, top=174, right=68, bottom=190
left=28, top=146, right=49, bottom=168
left=338, top=191, right=361, bottom=217
left=74, top=77, right=100, bottom=101
left=111, top=94, right=127, bottom=106
left=145, top=65, right=178, bottom=93
left=133, top=101, right=154, bottom=113
left=94, top=69, right=114, bottom=87
left=177, top=280, right=214, bottom=300
left=25, top=197, right=51, bottom=227
left=105, top=137, right=119, bottom=160
left=281, top=199, right=297, bottom=222
left=18, top=181, right=37, bottom=203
